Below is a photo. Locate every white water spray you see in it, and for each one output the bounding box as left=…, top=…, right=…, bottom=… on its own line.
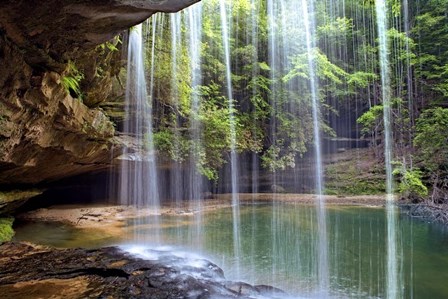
left=170, top=13, right=184, bottom=239
left=375, top=0, right=402, bottom=298
left=219, top=0, right=241, bottom=276
left=186, top=3, right=204, bottom=245
left=120, top=23, right=160, bottom=243
left=302, top=0, right=329, bottom=294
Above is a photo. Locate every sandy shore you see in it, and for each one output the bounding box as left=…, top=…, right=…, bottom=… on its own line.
left=215, top=193, right=387, bottom=205
left=18, top=193, right=387, bottom=229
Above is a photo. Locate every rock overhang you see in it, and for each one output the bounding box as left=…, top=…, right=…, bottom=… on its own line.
left=0, top=0, right=200, bottom=70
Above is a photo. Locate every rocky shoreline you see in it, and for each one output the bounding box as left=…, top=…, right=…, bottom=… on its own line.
left=5, top=199, right=448, bottom=298
left=400, top=203, right=448, bottom=226
left=0, top=242, right=285, bottom=299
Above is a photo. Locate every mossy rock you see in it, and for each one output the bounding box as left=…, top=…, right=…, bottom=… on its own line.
left=324, top=148, right=386, bottom=196
left=0, top=190, right=43, bottom=216
left=0, top=217, right=14, bottom=243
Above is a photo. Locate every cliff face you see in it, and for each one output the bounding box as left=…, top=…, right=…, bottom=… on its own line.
left=0, top=37, right=117, bottom=184
left=0, top=0, right=199, bottom=187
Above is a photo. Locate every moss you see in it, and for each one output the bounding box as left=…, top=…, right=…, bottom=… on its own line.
left=0, top=189, right=43, bottom=215
left=324, top=149, right=386, bottom=196
left=0, top=190, right=42, bottom=202
left=0, top=217, right=14, bottom=243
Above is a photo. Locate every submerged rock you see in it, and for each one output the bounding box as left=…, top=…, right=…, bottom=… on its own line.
left=401, top=203, right=448, bottom=226
left=0, top=242, right=286, bottom=299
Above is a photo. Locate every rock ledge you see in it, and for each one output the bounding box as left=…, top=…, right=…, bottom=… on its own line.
left=0, top=242, right=286, bottom=299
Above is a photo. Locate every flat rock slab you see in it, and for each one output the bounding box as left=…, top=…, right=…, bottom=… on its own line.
left=0, top=242, right=285, bottom=299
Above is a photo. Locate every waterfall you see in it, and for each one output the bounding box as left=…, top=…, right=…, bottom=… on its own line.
left=170, top=13, right=183, bottom=239
left=186, top=3, right=205, bottom=244
left=249, top=0, right=260, bottom=284
left=114, top=1, right=418, bottom=297
left=120, top=23, right=160, bottom=243
left=403, top=0, right=414, bottom=169
left=266, top=0, right=280, bottom=289
left=250, top=0, right=260, bottom=197
left=265, top=0, right=330, bottom=293
left=266, top=0, right=278, bottom=194
left=302, top=0, right=329, bottom=294
left=375, top=0, right=402, bottom=298
left=219, top=0, right=242, bottom=277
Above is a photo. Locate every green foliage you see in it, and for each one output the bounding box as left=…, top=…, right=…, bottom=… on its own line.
left=357, top=105, right=383, bottom=137
left=318, top=17, right=353, bottom=38
left=393, top=164, right=428, bottom=201
left=324, top=149, right=386, bottom=195
left=387, top=28, right=416, bottom=63
left=409, top=107, right=448, bottom=201
left=153, top=130, right=188, bottom=162
left=414, top=108, right=448, bottom=171
left=61, top=61, right=84, bottom=100
left=260, top=47, right=348, bottom=171
left=347, top=72, right=378, bottom=89
left=137, top=0, right=448, bottom=196
left=412, top=3, right=448, bottom=103
left=261, top=146, right=296, bottom=171
left=258, top=62, right=271, bottom=71
left=285, top=49, right=349, bottom=84
left=389, top=0, right=402, bottom=17
left=97, top=36, right=121, bottom=53
left=0, top=217, right=14, bottom=243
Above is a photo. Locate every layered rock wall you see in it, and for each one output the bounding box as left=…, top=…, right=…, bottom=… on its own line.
left=0, top=36, right=118, bottom=184
left=0, top=0, right=199, bottom=70
left=0, top=0, right=199, bottom=187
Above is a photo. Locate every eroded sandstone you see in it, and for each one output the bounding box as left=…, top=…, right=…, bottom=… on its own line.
left=0, top=36, right=119, bottom=184
left=0, top=242, right=286, bottom=299
left=0, top=0, right=199, bottom=187
left=0, top=0, right=200, bottom=69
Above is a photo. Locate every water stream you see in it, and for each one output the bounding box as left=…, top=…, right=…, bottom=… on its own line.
left=170, top=12, right=183, bottom=209
left=375, top=0, right=403, bottom=297
left=186, top=3, right=205, bottom=247
left=301, top=0, right=329, bottom=294
left=114, top=1, right=414, bottom=297
left=219, top=0, right=242, bottom=277
left=120, top=23, right=160, bottom=243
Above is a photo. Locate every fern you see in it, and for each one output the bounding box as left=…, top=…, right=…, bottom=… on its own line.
left=61, top=61, right=84, bottom=99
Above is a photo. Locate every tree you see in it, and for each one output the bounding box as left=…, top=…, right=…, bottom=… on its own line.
left=414, top=108, right=448, bottom=202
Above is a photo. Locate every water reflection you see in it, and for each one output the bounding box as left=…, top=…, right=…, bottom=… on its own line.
left=14, top=204, right=448, bottom=298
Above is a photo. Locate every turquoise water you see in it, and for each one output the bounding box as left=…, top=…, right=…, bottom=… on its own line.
left=14, top=204, right=448, bottom=298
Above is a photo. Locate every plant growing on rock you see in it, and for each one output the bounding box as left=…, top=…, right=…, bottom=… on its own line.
left=61, top=60, right=84, bottom=100
left=0, top=217, right=14, bottom=243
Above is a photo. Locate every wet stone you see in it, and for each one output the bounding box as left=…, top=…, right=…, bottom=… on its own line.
left=0, top=242, right=286, bottom=299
